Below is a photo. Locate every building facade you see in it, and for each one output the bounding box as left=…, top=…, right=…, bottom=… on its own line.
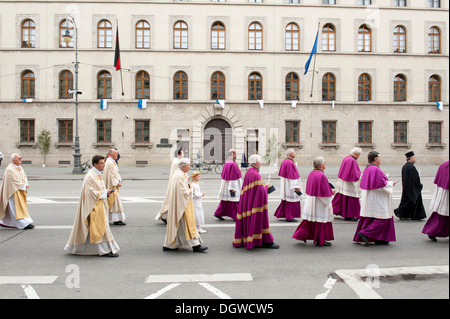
left=0, top=0, right=448, bottom=167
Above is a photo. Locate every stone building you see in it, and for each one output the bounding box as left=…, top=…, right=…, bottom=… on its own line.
left=0, top=0, right=448, bottom=167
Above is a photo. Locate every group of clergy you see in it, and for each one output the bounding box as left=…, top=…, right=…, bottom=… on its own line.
left=0, top=147, right=448, bottom=256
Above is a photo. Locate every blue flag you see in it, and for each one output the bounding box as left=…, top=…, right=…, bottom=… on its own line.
left=304, top=30, right=319, bottom=75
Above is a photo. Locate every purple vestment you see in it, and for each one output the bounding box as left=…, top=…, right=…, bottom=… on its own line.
left=306, top=169, right=333, bottom=197
left=338, top=156, right=361, bottom=182
left=434, top=161, right=449, bottom=190
left=274, top=158, right=301, bottom=221
left=360, top=164, right=388, bottom=190
left=233, top=168, right=274, bottom=249
left=278, top=158, right=300, bottom=179
left=221, top=160, right=242, bottom=181
left=333, top=156, right=362, bottom=219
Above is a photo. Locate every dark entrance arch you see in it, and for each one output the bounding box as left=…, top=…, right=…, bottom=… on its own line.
left=203, top=118, right=232, bottom=163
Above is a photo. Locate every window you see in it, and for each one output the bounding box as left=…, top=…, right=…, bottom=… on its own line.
left=97, top=71, right=112, bottom=99
left=358, top=121, right=372, bottom=144
left=248, top=72, right=262, bottom=100
left=358, top=25, right=371, bottom=52
left=21, top=70, right=35, bottom=99
left=285, top=121, right=299, bottom=143
left=174, top=71, right=188, bottom=100
left=211, top=71, right=226, bottom=100
left=393, top=0, right=406, bottom=7
left=286, top=0, right=300, bottom=3
left=21, top=19, right=36, bottom=48
left=359, top=0, right=371, bottom=5
left=322, top=121, right=336, bottom=144
left=428, top=122, right=442, bottom=144
left=59, top=70, right=73, bottom=99
left=393, top=121, right=407, bottom=143
left=20, top=120, right=35, bottom=143
left=136, top=71, right=150, bottom=99
left=249, top=0, right=263, bottom=2
left=393, top=26, right=406, bottom=53
left=97, top=120, right=112, bottom=143
left=285, top=23, right=299, bottom=51
left=249, top=22, right=263, bottom=50
left=322, top=24, right=336, bottom=51
left=428, top=75, right=441, bottom=102
left=211, top=22, right=225, bottom=50
left=285, top=72, right=299, bottom=100
left=358, top=73, right=371, bottom=101
left=428, top=0, right=440, bottom=8
left=393, top=74, right=406, bottom=102
left=58, top=120, right=73, bottom=143
left=428, top=27, right=441, bottom=53
left=135, top=120, right=150, bottom=143
left=322, top=0, right=336, bottom=4
left=136, top=20, right=150, bottom=49
left=98, top=20, right=112, bottom=48
left=322, top=73, right=335, bottom=101
left=59, top=19, right=74, bottom=48
left=174, top=21, right=188, bottom=49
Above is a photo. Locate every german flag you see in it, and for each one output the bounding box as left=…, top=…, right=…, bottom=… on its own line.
left=114, top=26, right=121, bottom=71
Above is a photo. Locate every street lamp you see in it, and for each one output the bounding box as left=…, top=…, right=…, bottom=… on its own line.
left=62, top=17, right=83, bottom=174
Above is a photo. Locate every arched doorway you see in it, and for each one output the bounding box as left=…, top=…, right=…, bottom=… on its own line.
left=203, top=118, right=232, bottom=163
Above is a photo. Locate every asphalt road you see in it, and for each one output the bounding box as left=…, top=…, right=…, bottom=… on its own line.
left=0, top=175, right=448, bottom=303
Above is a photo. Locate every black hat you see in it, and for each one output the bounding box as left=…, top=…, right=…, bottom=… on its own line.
left=405, top=151, right=415, bottom=158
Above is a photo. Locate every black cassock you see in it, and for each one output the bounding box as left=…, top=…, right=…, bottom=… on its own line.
left=394, top=162, right=426, bottom=220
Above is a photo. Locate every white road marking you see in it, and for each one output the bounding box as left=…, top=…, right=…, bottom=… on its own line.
left=335, top=265, right=449, bottom=299
left=144, top=283, right=181, bottom=299
left=199, top=282, right=232, bottom=299
left=145, top=273, right=253, bottom=284
left=315, top=276, right=338, bottom=299
left=21, top=284, right=40, bottom=299
left=0, top=276, right=58, bottom=285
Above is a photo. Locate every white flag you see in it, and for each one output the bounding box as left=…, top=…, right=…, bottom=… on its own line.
left=291, top=101, right=297, bottom=108
left=258, top=100, right=264, bottom=109
left=216, top=99, right=225, bottom=108
left=22, top=98, right=33, bottom=103
left=331, top=100, right=335, bottom=109
left=436, top=101, right=443, bottom=111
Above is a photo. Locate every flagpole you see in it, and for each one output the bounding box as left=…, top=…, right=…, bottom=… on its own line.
left=310, top=22, right=320, bottom=98
left=116, top=20, right=124, bottom=96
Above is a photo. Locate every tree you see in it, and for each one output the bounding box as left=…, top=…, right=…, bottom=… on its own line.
left=37, top=129, right=51, bottom=166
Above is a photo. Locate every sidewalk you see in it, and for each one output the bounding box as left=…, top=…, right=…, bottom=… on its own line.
left=0, top=164, right=442, bottom=181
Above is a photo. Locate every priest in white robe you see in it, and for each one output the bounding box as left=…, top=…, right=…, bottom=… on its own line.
left=156, top=148, right=184, bottom=224
left=163, top=158, right=207, bottom=253
left=104, top=148, right=126, bottom=225
left=0, top=153, right=34, bottom=229
left=64, top=155, right=120, bottom=257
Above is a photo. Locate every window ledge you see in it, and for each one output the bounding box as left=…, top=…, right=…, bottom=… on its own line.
left=131, top=143, right=153, bottom=149
left=319, top=143, right=340, bottom=149
left=16, top=142, right=37, bottom=148
left=93, top=142, right=115, bottom=148
left=55, top=143, right=74, bottom=148
left=391, top=143, right=411, bottom=149
left=355, top=143, right=376, bottom=149
left=282, top=142, right=303, bottom=149
left=426, top=143, right=446, bottom=149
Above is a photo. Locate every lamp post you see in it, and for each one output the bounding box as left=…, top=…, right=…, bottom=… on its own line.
left=62, top=16, right=82, bottom=174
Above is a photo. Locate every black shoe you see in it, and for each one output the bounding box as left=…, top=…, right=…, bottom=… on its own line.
left=261, top=242, right=280, bottom=249
left=161, top=218, right=167, bottom=225
left=24, top=223, right=35, bottom=229
left=163, top=246, right=178, bottom=252
left=214, top=215, right=225, bottom=221
left=100, top=252, right=119, bottom=257
left=428, top=235, right=437, bottom=242
left=374, top=240, right=389, bottom=245
left=113, top=221, right=126, bottom=226
left=286, top=219, right=297, bottom=222
left=192, top=245, right=208, bottom=253
left=345, top=218, right=358, bottom=221
left=358, top=232, right=370, bottom=245
left=316, top=241, right=332, bottom=247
